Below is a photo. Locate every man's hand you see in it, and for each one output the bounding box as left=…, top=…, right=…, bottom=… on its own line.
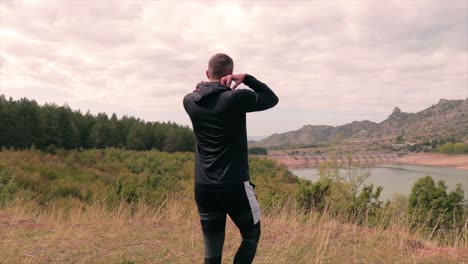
left=221, top=74, right=246, bottom=89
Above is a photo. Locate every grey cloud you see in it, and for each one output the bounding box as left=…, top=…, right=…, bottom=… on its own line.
left=358, top=2, right=467, bottom=52
left=0, top=55, right=7, bottom=69
left=0, top=1, right=466, bottom=136
left=2, top=2, right=138, bottom=47
left=2, top=85, right=72, bottom=104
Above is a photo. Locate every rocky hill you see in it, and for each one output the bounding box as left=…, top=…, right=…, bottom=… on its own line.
left=253, top=98, right=468, bottom=148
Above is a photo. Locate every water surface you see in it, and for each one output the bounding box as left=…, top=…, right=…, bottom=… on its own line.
left=291, top=164, right=468, bottom=201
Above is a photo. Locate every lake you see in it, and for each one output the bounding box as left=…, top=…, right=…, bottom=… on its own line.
left=291, top=164, right=468, bottom=201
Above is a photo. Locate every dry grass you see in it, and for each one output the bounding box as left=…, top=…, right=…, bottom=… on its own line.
left=0, top=197, right=467, bottom=264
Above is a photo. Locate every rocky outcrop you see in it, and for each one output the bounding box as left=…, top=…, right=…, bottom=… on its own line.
left=253, top=98, right=468, bottom=147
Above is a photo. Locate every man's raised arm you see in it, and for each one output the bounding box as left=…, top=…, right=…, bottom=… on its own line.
left=221, top=74, right=279, bottom=112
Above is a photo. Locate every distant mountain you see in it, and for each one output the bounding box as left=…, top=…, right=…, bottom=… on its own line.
left=253, top=98, right=468, bottom=147
left=248, top=135, right=269, bottom=141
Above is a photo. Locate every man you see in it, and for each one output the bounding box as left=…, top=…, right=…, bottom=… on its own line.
left=183, top=53, right=279, bottom=264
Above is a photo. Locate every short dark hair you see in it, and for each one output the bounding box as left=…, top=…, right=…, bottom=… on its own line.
left=208, top=53, right=233, bottom=80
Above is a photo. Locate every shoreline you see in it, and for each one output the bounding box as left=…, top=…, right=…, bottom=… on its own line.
left=267, top=153, right=468, bottom=171
left=395, top=153, right=468, bottom=171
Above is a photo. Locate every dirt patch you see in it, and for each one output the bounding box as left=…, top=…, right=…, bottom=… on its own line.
left=0, top=211, right=48, bottom=230
left=406, top=239, right=467, bottom=260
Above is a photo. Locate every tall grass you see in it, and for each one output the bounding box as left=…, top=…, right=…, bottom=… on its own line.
left=0, top=148, right=466, bottom=263
left=1, top=195, right=466, bottom=263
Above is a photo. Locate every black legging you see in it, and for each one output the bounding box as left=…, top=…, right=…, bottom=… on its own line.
left=195, top=181, right=261, bottom=264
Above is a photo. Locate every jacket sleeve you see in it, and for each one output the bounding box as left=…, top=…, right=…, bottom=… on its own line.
left=233, top=74, right=279, bottom=112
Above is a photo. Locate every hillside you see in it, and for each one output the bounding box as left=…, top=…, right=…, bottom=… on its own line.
left=253, top=98, right=468, bottom=148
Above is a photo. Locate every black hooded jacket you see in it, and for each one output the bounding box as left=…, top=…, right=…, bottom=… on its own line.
left=183, top=74, right=279, bottom=185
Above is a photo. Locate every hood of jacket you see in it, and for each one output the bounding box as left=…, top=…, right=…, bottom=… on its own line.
left=193, top=82, right=231, bottom=104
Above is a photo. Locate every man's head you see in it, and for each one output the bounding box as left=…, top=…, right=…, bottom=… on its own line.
left=206, top=53, right=233, bottom=81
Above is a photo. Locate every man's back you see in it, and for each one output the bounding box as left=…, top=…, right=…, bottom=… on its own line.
left=183, top=74, right=279, bottom=185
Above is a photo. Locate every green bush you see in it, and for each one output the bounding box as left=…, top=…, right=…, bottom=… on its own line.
left=295, top=178, right=331, bottom=211
left=0, top=169, right=18, bottom=205
left=438, top=142, right=454, bottom=153
left=454, top=143, right=468, bottom=154
left=438, top=142, right=468, bottom=154
left=248, top=147, right=268, bottom=155
left=295, top=158, right=387, bottom=225
left=408, top=176, right=465, bottom=233
left=0, top=149, right=299, bottom=213
left=248, top=157, right=298, bottom=210
left=395, top=135, right=405, bottom=144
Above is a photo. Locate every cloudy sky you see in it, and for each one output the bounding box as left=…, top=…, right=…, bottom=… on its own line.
left=1, top=1, right=467, bottom=137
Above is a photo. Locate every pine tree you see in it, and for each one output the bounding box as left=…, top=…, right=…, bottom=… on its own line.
left=126, top=122, right=146, bottom=150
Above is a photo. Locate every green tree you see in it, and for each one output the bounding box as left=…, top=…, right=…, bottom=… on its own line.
left=56, top=106, right=80, bottom=149
left=41, top=104, right=61, bottom=149
left=126, top=122, right=147, bottom=150
left=108, top=113, right=123, bottom=148
left=438, top=142, right=455, bottom=154
left=0, top=96, right=196, bottom=152
left=453, top=143, right=467, bottom=154
left=89, top=114, right=112, bottom=148
left=408, top=176, right=465, bottom=231
left=178, top=128, right=195, bottom=152
left=248, top=147, right=268, bottom=155
left=0, top=97, right=44, bottom=149
left=77, top=110, right=96, bottom=148
left=152, top=123, right=166, bottom=150
left=395, top=135, right=404, bottom=144
left=162, top=129, right=180, bottom=153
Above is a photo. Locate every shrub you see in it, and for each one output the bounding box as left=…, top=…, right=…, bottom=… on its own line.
left=248, top=147, right=268, bottom=155
left=437, top=142, right=468, bottom=154
left=395, top=135, right=404, bottom=144
left=0, top=149, right=299, bottom=214
left=296, top=156, right=386, bottom=225
left=295, top=178, right=331, bottom=211
left=453, top=143, right=467, bottom=154
left=408, top=176, right=465, bottom=233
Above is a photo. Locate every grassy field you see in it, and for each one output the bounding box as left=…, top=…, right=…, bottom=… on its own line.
left=0, top=149, right=466, bottom=263
left=1, top=197, right=467, bottom=263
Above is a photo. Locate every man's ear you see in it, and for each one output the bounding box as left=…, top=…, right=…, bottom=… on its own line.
left=206, top=70, right=210, bottom=80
